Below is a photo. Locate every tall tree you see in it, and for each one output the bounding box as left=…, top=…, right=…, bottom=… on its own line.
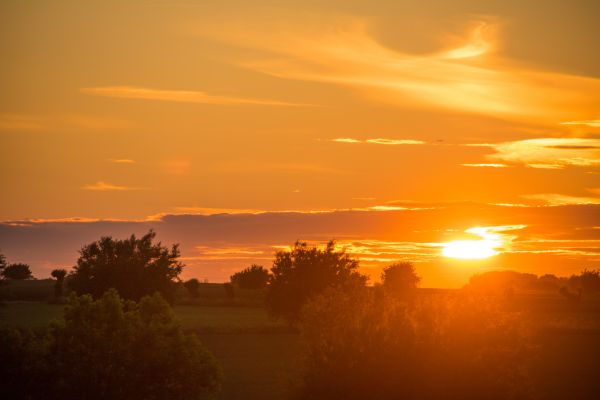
left=51, top=269, right=68, bottom=298
left=266, top=240, right=367, bottom=323
left=68, top=230, right=183, bottom=301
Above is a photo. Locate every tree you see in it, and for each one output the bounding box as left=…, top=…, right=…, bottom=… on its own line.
left=0, top=251, right=7, bottom=273
left=51, top=269, right=68, bottom=298
left=0, top=251, right=6, bottom=285
left=381, top=262, right=420, bottom=298
left=572, top=268, right=600, bottom=293
left=230, top=264, right=270, bottom=289
left=68, top=230, right=183, bottom=301
left=1, top=290, right=222, bottom=400
left=300, top=287, right=532, bottom=399
left=184, top=278, right=200, bottom=298
left=266, top=240, right=367, bottom=323
left=2, top=263, right=33, bottom=280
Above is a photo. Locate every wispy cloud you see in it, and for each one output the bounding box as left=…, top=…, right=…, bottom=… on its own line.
left=0, top=113, right=130, bottom=132
left=460, top=163, right=508, bottom=168
left=485, top=138, right=600, bottom=169
left=81, top=86, right=309, bottom=107
left=82, top=181, right=140, bottom=191
left=196, top=16, right=600, bottom=122
left=521, top=193, right=600, bottom=206
left=0, top=114, right=44, bottom=131
left=560, top=120, right=600, bottom=128
left=332, top=138, right=361, bottom=143
left=332, top=137, right=425, bottom=145
left=108, top=158, right=136, bottom=164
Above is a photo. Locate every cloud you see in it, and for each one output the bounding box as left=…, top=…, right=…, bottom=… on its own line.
left=332, top=138, right=425, bottom=145
left=81, top=181, right=140, bottom=191
left=0, top=114, right=45, bottom=131
left=521, top=193, right=600, bottom=206
left=560, top=120, right=600, bottom=128
left=366, top=138, right=425, bottom=145
left=485, top=138, right=600, bottom=169
left=81, top=86, right=309, bottom=107
left=196, top=16, right=600, bottom=123
left=108, top=159, right=136, bottom=164
left=460, top=163, right=508, bottom=168
left=333, top=138, right=361, bottom=143
left=0, top=113, right=130, bottom=132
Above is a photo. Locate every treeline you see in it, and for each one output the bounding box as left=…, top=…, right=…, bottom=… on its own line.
left=1, top=231, right=598, bottom=399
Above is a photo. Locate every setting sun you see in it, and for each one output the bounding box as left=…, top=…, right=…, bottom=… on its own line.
left=441, top=226, right=508, bottom=259
left=442, top=239, right=498, bottom=259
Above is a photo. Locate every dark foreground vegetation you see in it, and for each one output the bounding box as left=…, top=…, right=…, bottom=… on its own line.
left=2, top=233, right=600, bottom=399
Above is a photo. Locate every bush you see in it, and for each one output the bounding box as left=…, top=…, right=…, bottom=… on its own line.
left=300, top=287, right=532, bottom=399
left=68, top=230, right=183, bottom=301
left=381, top=262, right=420, bottom=299
left=230, top=264, right=270, bottom=290
left=266, top=241, right=367, bottom=323
left=2, top=263, right=33, bottom=280
left=0, top=290, right=222, bottom=400
left=184, top=278, right=201, bottom=298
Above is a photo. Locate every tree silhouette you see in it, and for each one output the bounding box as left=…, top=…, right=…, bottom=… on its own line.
left=381, top=262, right=420, bottom=299
left=183, top=278, right=200, bottom=298
left=51, top=269, right=68, bottom=298
left=266, top=240, right=367, bottom=323
left=68, top=230, right=183, bottom=301
left=2, top=263, right=33, bottom=280
left=1, top=290, right=222, bottom=400
left=230, top=264, right=270, bottom=289
left=0, top=252, right=6, bottom=284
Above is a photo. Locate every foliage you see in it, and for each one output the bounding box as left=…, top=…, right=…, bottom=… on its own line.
left=0, top=251, right=6, bottom=273
left=465, top=270, right=568, bottom=293
left=184, top=278, right=201, bottom=298
left=266, top=240, right=367, bottom=323
left=50, top=269, right=67, bottom=298
left=300, top=287, right=532, bottom=400
left=2, top=263, right=33, bottom=280
left=0, top=290, right=221, bottom=400
left=230, top=264, right=270, bottom=290
left=569, top=269, right=600, bottom=294
left=68, top=230, right=183, bottom=301
left=381, top=262, right=420, bottom=298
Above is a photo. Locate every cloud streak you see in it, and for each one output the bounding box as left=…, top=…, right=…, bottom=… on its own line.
left=196, top=16, right=600, bottom=122
left=82, top=181, right=140, bottom=191
left=485, top=138, right=600, bottom=169
left=81, top=86, right=310, bottom=107
left=332, top=137, right=425, bottom=145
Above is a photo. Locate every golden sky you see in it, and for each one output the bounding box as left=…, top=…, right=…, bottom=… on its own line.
left=1, top=1, right=599, bottom=286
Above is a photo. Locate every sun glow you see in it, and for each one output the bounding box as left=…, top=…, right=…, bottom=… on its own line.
left=442, top=227, right=506, bottom=259
left=442, top=240, right=498, bottom=259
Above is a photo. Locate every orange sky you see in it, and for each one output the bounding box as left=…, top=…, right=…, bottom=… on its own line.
left=1, top=1, right=599, bottom=286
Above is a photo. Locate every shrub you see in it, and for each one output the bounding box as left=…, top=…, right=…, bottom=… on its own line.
left=2, top=263, right=33, bottom=280
left=184, top=278, right=201, bottom=298
left=381, top=262, right=420, bottom=299
left=230, top=264, right=270, bottom=290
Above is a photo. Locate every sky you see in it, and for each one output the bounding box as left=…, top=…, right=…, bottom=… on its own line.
left=1, top=0, right=599, bottom=286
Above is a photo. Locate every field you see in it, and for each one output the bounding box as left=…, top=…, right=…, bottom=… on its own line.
left=2, top=283, right=600, bottom=399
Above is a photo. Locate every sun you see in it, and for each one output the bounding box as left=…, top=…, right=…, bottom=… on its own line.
left=442, top=227, right=503, bottom=259
left=442, top=240, right=498, bottom=259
